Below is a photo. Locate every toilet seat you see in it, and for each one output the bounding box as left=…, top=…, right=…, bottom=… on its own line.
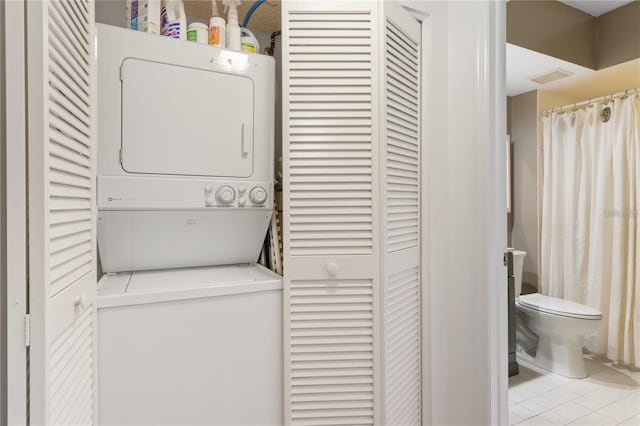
left=518, top=293, right=602, bottom=320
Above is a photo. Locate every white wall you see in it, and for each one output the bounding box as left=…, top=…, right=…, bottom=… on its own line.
left=407, top=1, right=508, bottom=424
left=510, top=90, right=539, bottom=292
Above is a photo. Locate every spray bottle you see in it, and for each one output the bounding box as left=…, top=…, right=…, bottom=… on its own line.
left=222, top=0, right=241, bottom=51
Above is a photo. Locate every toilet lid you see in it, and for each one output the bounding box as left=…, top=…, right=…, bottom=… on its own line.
left=518, top=294, right=602, bottom=319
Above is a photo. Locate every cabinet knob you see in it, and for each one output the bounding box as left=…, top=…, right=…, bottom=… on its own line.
left=73, top=292, right=88, bottom=309
left=326, top=262, right=339, bottom=276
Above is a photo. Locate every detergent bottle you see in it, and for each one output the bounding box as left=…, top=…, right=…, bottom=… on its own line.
left=160, top=0, right=187, bottom=40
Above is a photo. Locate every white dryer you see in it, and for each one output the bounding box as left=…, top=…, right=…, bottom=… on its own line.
left=96, top=24, right=275, bottom=273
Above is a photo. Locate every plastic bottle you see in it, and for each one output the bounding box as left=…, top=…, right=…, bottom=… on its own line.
left=208, top=0, right=225, bottom=47
left=160, top=0, right=187, bottom=40
left=187, top=22, right=208, bottom=44
left=126, top=0, right=160, bottom=34
left=223, top=0, right=241, bottom=51
left=240, top=28, right=260, bottom=53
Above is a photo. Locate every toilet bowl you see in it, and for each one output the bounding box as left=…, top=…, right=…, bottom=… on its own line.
left=508, top=249, right=602, bottom=378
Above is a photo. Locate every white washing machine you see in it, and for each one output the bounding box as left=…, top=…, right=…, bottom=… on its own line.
left=97, top=263, right=283, bottom=425
left=95, top=24, right=282, bottom=424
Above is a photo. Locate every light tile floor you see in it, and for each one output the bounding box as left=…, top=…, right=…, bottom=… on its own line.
left=509, top=354, right=640, bottom=425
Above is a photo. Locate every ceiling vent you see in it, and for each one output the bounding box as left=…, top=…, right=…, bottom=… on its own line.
left=528, top=68, right=574, bottom=84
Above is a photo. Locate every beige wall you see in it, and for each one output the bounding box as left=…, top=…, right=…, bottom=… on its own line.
left=95, top=0, right=126, bottom=27
left=508, top=0, right=640, bottom=71
left=539, top=58, right=640, bottom=110
left=510, top=90, right=539, bottom=293
left=507, top=97, right=513, bottom=246
left=596, top=2, right=640, bottom=69
left=507, top=0, right=596, bottom=69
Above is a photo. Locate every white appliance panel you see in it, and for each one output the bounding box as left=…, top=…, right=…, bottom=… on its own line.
left=97, top=176, right=271, bottom=209
left=97, top=264, right=283, bottom=425
left=98, top=209, right=272, bottom=273
left=121, top=58, right=255, bottom=178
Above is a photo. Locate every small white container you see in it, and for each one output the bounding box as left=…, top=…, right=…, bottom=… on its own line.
left=187, top=22, right=208, bottom=44
left=241, top=28, right=260, bottom=53
left=208, top=16, right=225, bottom=46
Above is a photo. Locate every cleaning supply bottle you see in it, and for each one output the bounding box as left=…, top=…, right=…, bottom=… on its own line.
left=160, top=0, right=187, bottom=40
left=222, top=0, right=241, bottom=51
left=208, top=0, right=225, bottom=47
left=187, top=22, right=208, bottom=44
left=240, top=28, right=260, bottom=53
left=126, top=0, right=161, bottom=34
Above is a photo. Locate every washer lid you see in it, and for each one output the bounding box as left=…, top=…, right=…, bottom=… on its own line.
left=97, top=264, right=282, bottom=309
left=518, top=293, right=602, bottom=319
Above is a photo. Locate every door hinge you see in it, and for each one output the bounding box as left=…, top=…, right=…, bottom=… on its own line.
left=119, top=147, right=124, bottom=165
left=119, top=64, right=123, bottom=81
left=24, top=314, right=31, bottom=348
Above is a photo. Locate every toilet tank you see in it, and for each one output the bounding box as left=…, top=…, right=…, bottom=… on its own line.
left=507, top=248, right=527, bottom=296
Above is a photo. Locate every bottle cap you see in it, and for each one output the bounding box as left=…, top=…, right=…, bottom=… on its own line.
left=188, top=22, right=208, bottom=30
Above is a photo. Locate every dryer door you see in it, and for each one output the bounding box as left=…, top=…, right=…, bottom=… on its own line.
left=120, top=58, right=254, bottom=178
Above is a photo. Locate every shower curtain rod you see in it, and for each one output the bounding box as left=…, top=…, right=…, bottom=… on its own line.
left=542, top=87, right=640, bottom=116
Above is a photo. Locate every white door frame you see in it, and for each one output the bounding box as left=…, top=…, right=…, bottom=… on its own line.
left=1, top=1, right=29, bottom=425
left=404, top=1, right=508, bottom=424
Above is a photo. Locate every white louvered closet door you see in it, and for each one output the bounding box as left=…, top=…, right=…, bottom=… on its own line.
left=284, top=1, right=424, bottom=425
left=26, top=1, right=97, bottom=424
left=380, top=3, right=422, bottom=426
left=282, top=2, right=382, bottom=425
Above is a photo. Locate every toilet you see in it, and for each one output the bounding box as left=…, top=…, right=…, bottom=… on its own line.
left=510, top=249, right=602, bottom=379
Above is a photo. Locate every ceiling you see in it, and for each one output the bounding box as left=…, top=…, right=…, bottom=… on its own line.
left=558, top=0, right=634, bottom=16
left=506, top=43, right=595, bottom=96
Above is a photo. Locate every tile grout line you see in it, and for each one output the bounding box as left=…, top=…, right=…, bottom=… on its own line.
left=510, top=356, right=639, bottom=426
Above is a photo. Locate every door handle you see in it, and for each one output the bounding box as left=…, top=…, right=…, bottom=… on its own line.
left=241, top=123, right=249, bottom=157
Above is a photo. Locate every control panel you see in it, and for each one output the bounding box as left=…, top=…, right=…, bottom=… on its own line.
left=205, top=183, right=269, bottom=208
left=98, top=176, right=272, bottom=210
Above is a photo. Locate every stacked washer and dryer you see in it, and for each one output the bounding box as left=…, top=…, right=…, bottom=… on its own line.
left=95, top=24, right=282, bottom=425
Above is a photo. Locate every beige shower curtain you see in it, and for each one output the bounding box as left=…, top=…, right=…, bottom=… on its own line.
left=541, top=94, right=640, bottom=368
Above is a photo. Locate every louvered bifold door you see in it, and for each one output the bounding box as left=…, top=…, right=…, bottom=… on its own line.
left=380, top=3, right=422, bottom=426
left=282, top=2, right=381, bottom=425
left=26, top=1, right=98, bottom=424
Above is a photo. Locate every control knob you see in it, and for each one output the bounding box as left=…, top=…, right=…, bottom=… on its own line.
left=249, top=185, right=268, bottom=205
left=216, top=185, right=236, bottom=205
